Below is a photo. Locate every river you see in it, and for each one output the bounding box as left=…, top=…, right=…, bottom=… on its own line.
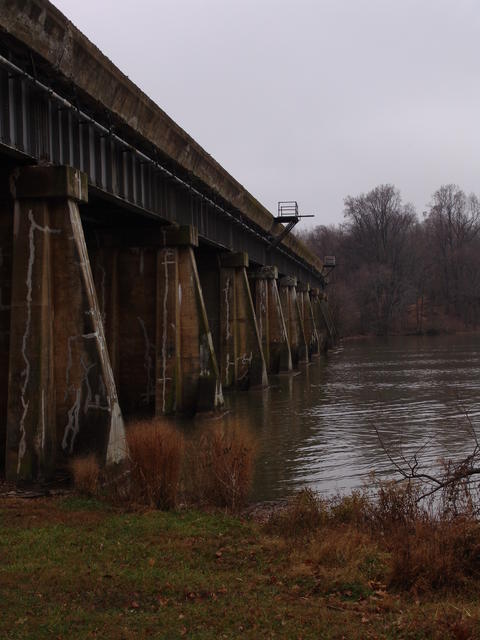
left=220, top=334, right=480, bottom=502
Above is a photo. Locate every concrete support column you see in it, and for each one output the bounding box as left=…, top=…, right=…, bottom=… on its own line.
left=297, top=282, right=320, bottom=357
left=249, top=266, right=292, bottom=374
left=320, top=292, right=337, bottom=345
left=219, top=252, right=268, bottom=389
left=310, top=288, right=329, bottom=351
left=155, top=226, right=222, bottom=415
left=278, top=276, right=308, bottom=367
left=92, top=248, right=120, bottom=383
left=92, top=243, right=159, bottom=416
left=6, top=166, right=126, bottom=482
left=119, top=248, right=157, bottom=414
left=0, top=172, right=13, bottom=474
left=195, top=249, right=221, bottom=361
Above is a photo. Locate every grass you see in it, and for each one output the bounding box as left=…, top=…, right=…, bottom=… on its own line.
left=2, top=493, right=480, bottom=639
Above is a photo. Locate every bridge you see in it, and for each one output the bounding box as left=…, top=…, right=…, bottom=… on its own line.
left=0, top=0, right=335, bottom=483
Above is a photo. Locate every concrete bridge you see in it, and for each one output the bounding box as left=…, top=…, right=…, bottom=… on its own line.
left=0, top=0, right=335, bottom=483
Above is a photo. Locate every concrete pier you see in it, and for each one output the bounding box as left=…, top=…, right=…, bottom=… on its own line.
left=219, top=252, right=268, bottom=389
left=0, top=172, right=13, bottom=475
left=91, top=248, right=120, bottom=384
left=311, top=288, right=335, bottom=349
left=278, top=276, right=309, bottom=367
left=249, top=266, right=292, bottom=374
left=297, top=282, right=320, bottom=358
left=156, top=226, right=222, bottom=415
left=92, top=245, right=158, bottom=415
left=6, top=166, right=126, bottom=482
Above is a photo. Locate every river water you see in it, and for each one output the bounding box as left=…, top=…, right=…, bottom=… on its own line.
left=221, top=334, right=480, bottom=502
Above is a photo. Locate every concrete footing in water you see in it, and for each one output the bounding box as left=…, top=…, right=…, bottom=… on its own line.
left=219, top=252, right=268, bottom=390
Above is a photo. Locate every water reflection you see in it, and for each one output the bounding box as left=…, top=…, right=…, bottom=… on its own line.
left=222, top=334, right=480, bottom=502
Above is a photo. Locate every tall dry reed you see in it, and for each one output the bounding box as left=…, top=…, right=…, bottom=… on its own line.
left=71, top=454, right=100, bottom=497
left=187, top=421, right=256, bottom=511
left=126, top=418, right=184, bottom=509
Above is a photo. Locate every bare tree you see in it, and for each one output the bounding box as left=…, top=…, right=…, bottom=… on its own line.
left=301, top=182, right=480, bottom=336
left=343, top=185, right=417, bottom=334
left=425, top=185, right=480, bottom=317
left=375, top=413, right=480, bottom=516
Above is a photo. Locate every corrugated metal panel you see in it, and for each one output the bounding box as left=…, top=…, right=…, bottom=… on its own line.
left=0, top=58, right=324, bottom=288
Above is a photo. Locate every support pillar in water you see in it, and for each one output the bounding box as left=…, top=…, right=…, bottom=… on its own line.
left=6, top=166, right=126, bottom=482
left=297, top=281, right=319, bottom=357
left=249, top=266, right=292, bottom=373
left=278, top=276, right=308, bottom=367
left=311, top=288, right=335, bottom=349
left=219, top=252, right=268, bottom=389
left=155, top=226, right=222, bottom=415
left=310, top=288, right=328, bottom=352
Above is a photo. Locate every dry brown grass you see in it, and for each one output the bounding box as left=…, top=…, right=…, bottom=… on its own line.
left=126, top=418, right=184, bottom=509
left=329, top=490, right=371, bottom=526
left=71, top=454, right=100, bottom=497
left=187, top=421, right=256, bottom=511
left=265, top=481, right=480, bottom=598
left=387, top=517, right=480, bottom=593
left=368, top=479, right=422, bottom=533
left=265, top=488, right=326, bottom=538
left=366, top=480, right=480, bottom=592
left=266, top=489, right=371, bottom=539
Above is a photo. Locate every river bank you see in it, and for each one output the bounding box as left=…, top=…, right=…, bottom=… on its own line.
left=2, top=492, right=480, bottom=639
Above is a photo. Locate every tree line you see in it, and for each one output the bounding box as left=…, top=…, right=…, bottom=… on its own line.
left=299, top=184, right=480, bottom=336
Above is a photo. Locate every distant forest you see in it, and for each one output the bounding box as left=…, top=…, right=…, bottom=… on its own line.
left=299, top=184, right=480, bottom=337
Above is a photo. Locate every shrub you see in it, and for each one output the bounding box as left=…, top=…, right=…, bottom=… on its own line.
left=439, top=457, right=479, bottom=519
left=71, top=454, right=100, bottom=497
left=264, top=481, right=480, bottom=597
left=361, top=479, right=480, bottom=593
left=266, top=488, right=326, bottom=538
left=126, top=419, right=184, bottom=509
left=188, top=421, right=256, bottom=511
left=329, top=490, right=370, bottom=526
left=368, top=479, right=422, bottom=533
left=387, top=517, right=480, bottom=593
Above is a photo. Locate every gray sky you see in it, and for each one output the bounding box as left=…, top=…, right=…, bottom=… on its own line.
left=54, top=0, right=480, bottom=228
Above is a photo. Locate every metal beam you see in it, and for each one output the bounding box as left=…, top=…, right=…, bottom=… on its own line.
left=0, top=54, right=324, bottom=287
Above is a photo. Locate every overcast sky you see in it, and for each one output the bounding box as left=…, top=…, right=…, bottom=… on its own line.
left=54, top=0, right=480, bottom=228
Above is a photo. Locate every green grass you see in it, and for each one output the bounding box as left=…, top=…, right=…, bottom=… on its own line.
left=1, top=497, right=479, bottom=639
